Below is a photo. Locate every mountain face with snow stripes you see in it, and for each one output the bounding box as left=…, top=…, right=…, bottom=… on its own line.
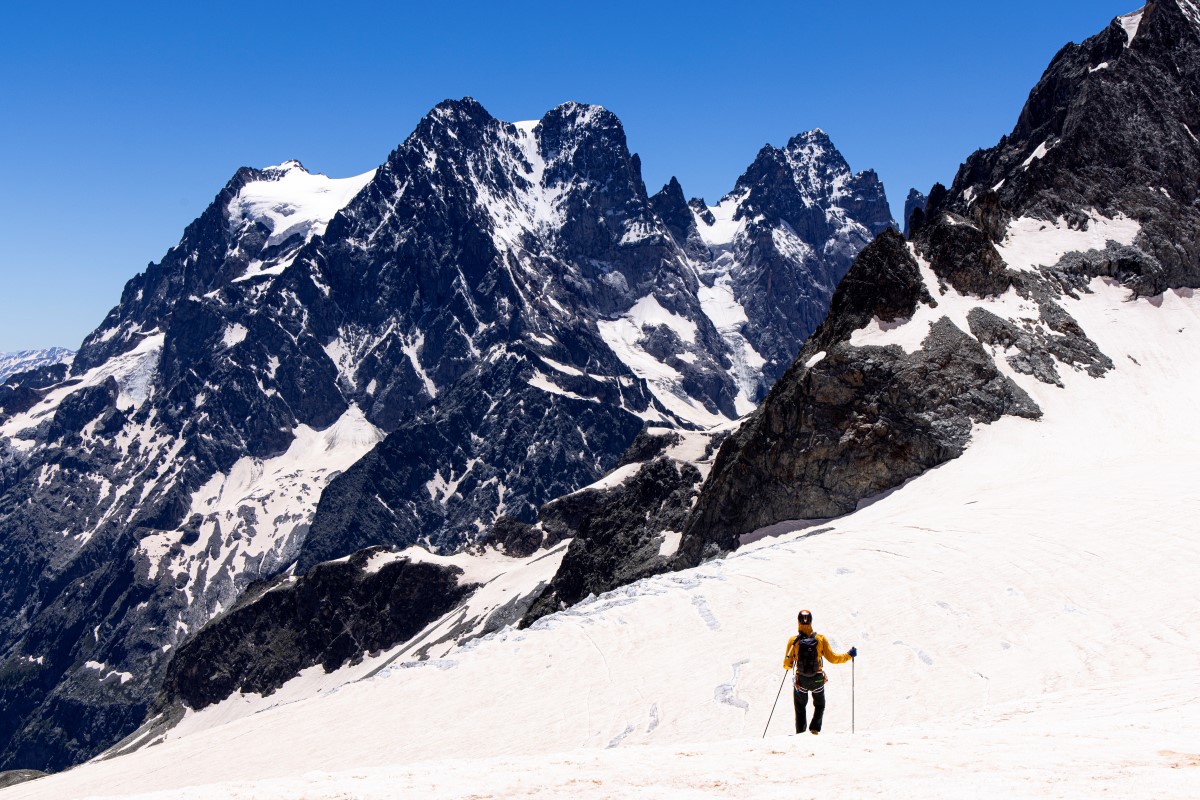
left=0, top=99, right=890, bottom=770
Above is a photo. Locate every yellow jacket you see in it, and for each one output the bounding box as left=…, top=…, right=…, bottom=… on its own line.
left=783, top=624, right=852, bottom=673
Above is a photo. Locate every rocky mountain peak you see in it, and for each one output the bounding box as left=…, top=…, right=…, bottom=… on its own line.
left=942, top=0, right=1200, bottom=293
left=648, top=176, right=692, bottom=244
left=781, top=128, right=845, bottom=176
left=732, top=129, right=889, bottom=232
left=260, top=160, right=308, bottom=178
left=421, top=96, right=495, bottom=131
left=903, top=188, right=928, bottom=237
left=535, top=101, right=640, bottom=193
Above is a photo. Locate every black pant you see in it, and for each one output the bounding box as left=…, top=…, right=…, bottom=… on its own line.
left=794, top=675, right=826, bottom=733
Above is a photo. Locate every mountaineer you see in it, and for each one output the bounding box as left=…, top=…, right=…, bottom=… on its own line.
left=782, top=609, right=856, bottom=734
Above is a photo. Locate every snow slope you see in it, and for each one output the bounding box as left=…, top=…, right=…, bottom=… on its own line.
left=8, top=278, right=1199, bottom=797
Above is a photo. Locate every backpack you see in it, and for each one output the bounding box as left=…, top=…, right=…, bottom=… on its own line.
left=794, top=631, right=820, bottom=677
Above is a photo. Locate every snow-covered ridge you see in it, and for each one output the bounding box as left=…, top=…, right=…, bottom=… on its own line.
left=0, top=347, right=74, bottom=382
left=228, top=161, right=375, bottom=280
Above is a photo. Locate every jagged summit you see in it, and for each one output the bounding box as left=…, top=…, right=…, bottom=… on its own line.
left=938, top=0, right=1200, bottom=290
left=261, top=159, right=307, bottom=175
left=688, top=127, right=895, bottom=381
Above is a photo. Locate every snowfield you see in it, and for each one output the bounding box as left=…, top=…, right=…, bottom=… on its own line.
left=7, top=275, right=1199, bottom=797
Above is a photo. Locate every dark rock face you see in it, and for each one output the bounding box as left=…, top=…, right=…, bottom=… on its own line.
left=648, top=177, right=696, bottom=248
left=522, top=456, right=702, bottom=624
left=806, top=230, right=933, bottom=351
left=156, top=551, right=473, bottom=712
left=615, top=429, right=683, bottom=468
left=947, top=0, right=1200, bottom=293
left=919, top=215, right=1015, bottom=298
left=0, top=363, right=71, bottom=421
left=680, top=318, right=1040, bottom=558
left=485, top=516, right=543, bottom=559
left=903, top=189, right=927, bottom=238
left=298, top=355, right=646, bottom=570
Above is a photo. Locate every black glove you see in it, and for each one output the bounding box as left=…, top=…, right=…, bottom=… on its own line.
left=848, top=646, right=858, bottom=658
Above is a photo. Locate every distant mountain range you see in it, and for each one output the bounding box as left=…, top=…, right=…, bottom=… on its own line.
left=0, top=348, right=73, bottom=382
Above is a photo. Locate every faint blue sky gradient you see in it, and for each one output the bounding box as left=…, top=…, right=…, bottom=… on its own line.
left=0, top=0, right=1140, bottom=351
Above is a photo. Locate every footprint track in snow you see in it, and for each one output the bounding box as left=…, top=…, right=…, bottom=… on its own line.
left=893, top=640, right=934, bottom=666
left=692, top=595, right=720, bottom=631
left=714, top=659, right=751, bottom=712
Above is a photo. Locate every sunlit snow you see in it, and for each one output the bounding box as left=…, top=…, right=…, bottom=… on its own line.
left=228, top=162, right=375, bottom=281
left=995, top=209, right=1140, bottom=273
left=1119, top=7, right=1145, bottom=46
left=597, top=295, right=729, bottom=427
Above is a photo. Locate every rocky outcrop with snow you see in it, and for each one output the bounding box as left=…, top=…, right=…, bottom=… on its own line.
left=681, top=0, right=1200, bottom=556
left=155, top=549, right=475, bottom=713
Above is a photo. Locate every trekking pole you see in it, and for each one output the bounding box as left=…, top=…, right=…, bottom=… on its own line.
left=851, top=656, right=856, bottom=734
left=762, top=669, right=791, bottom=739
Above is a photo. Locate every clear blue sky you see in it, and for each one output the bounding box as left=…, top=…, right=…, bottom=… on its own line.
left=0, top=0, right=1140, bottom=352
